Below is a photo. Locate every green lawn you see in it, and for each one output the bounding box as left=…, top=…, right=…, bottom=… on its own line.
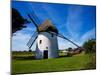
left=12, top=52, right=96, bottom=74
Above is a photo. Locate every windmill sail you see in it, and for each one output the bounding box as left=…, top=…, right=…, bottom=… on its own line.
left=28, top=14, right=39, bottom=32
left=27, top=10, right=41, bottom=50
left=57, top=33, right=80, bottom=47
left=31, top=10, right=41, bottom=25
left=27, top=31, right=38, bottom=49
left=49, top=31, right=80, bottom=48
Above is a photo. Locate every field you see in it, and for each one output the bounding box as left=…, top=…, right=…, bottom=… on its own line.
left=12, top=51, right=96, bottom=74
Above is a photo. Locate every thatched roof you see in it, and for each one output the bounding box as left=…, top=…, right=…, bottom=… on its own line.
left=38, top=19, right=58, bottom=34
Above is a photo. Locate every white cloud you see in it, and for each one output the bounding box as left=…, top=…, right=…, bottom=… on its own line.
left=12, top=27, right=38, bottom=51
left=81, top=28, right=95, bottom=42
left=58, top=28, right=96, bottom=50
left=58, top=37, right=77, bottom=50
left=65, top=5, right=84, bottom=39
left=12, top=32, right=31, bottom=51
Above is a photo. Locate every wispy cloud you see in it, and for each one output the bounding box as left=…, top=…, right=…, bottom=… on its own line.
left=12, top=32, right=30, bottom=51
left=58, top=37, right=77, bottom=49
left=73, top=28, right=95, bottom=47
left=81, top=28, right=95, bottom=42
left=12, top=25, right=37, bottom=51
left=65, top=5, right=84, bottom=40
left=58, top=28, right=95, bottom=49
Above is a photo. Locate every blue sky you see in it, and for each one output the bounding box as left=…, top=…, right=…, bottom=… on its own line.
left=12, top=1, right=96, bottom=51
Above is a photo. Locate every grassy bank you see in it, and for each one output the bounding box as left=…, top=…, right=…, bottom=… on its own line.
left=12, top=52, right=96, bottom=74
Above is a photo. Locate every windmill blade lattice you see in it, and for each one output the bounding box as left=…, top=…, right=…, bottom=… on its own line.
left=27, top=31, right=38, bottom=49
left=49, top=31, right=80, bottom=48
left=30, top=10, right=41, bottom=25
left=27, top=10, right=41, bottom=50
left=28, top=14, right=39, bottom=32
left=57, top=33, right=80, bottom=47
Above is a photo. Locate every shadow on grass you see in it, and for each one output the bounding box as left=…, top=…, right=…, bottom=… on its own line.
left=59, top=55, right=72, bottom=58
left=59, top=55, right=67, bottom=58
left=13, top=55, right=73, bottom=60
left=12, top=54, right=73, bottom=60
left=12, top=56, right=36, bottom=60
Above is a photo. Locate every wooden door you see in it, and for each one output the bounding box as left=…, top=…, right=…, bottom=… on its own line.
left=43, top=50, right=48, bottom=59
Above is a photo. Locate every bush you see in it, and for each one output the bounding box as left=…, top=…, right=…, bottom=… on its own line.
left=29, top=50, right=32, bottom=52
left=83, top=39, right=96, bottom=53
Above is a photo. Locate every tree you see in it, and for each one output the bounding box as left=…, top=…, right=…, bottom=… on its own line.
left=83, top=39, right=96, bottom=53
left=68, top=47, right=73, bottom=52
left=12, top=8, right=29, bottom=34
left=29, top=49, right=32, bottom=52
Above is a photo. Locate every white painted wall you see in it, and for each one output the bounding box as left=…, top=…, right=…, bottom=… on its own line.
left=35, top=32, right=58, bottom=59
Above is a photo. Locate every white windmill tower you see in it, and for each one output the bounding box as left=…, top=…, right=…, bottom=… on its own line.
left=35, top=19, right=59, bottom=59
left=27, top=11, right=80, bottom=59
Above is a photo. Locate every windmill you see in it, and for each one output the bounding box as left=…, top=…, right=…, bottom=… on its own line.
left=27, top=10, right=80, bottom=59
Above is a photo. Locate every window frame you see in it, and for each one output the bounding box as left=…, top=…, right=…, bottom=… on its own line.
left=39, top=40, right=42, bottom=44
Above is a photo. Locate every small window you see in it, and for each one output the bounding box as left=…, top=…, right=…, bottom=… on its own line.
left=51, top=34, right=53, bottom=37
left=46, top=47, right=48, bottom=49
left=40, top=40, right=42, bottom=44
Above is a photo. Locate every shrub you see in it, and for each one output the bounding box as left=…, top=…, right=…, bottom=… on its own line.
left=83, top=39, right=96, bottom=53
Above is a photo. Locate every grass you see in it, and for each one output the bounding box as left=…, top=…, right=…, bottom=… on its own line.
left=12, top=51, right=96, bottom=74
